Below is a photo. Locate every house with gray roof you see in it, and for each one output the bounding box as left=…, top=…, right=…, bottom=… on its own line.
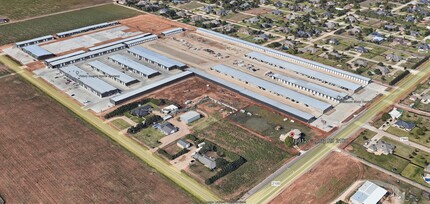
left=386, top=53, right=402, bottom=62
left=418, top=43, right=430, bottom=52
left=159, top=122, right=178, bottom=135
left=394, top=120, right=416, bottom=131
left=131, top=105, right=153, bottom=117
left=177, top=139, right=191, bottom=149
left=193, top=153, right=216, bottom=170
left=375, top=66, right=390, bottom=75
left=246, top=16, right=260, bottom=24
left=353, top=59, right=368, bottom=67
left=366, top=140, right=395, bottom=155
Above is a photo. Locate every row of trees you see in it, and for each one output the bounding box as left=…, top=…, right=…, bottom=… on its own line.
left=105, top=98, right=168, bottom=119
left=158, top=148, right=189, bottom=160
left=205, top=156, right=247, bottom=185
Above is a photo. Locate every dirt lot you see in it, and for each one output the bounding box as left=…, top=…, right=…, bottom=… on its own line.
left=120, top=14, right=196, bottom=35
left=0, top=75, right=196, bottom=203
left=270, top=153, right=428, bottom=204
left=244, top=7, right=274, bottom=15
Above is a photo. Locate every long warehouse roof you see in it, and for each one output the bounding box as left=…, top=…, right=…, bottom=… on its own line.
left=189, top=68, right=315, bottom=122
left=246, top=51, right=362, bottom=91
left=88, top=33, right=152, bottom=51
left=22, top=45, right=53, bottom=58
left=128, top=46, right=186, bottom=68
left=49, top=44, right=125, bottom=67
left=87, top=61, right=137, bottom=84
left=123, top=34, right=158, bottom=46
left=56, top=22, right=118, bottom=36
left=197, top=28, right=370, bottom=83
left=60, top=65, right=118, bottom=94
left=16, top=35, right=54, bottom=46
left=108, top=54, right=159, bottom=76
left=45, top=50, right=86, bottom=63
left=161, top=28, right=184, bottom=35
left=272, top=73, right=348, bottom=100
left=111, top=71, right=193, bottom=103
left=211, top=64, right=332, bottom=112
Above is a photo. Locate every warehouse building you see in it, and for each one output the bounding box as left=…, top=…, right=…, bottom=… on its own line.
left=180, top=111, right=201, bottom=124
left=269, top=73, right=348, bottom=102
left=45, top=50, right=86, bottom=65
left=197, top=28, right=370, bottom=84
left=189, top=68, right=316, bottom=123
left=161, top=28, right=184, bottom=36
left=110, top=71, right=193, bottom=105
left=108, top=54, right=159, bottom=78
left=127, top=46, right=186, bottom=70
left=246, top=52, right=362, bottom=93
left=56, top=21, right=119, bottom=38
left=59, top=65, right=119, bottom=97
left=88, top=33, right=156, bottom=51
left=22, top=45, right=55, bottom=60
left=350, top=181, right=387, bottom=204
left=211, top=64, right=332, bottom=113
left=47, top=44, right=125, bottom=68
left=15, top=35, right=55, bottom=47
left=87, top=61, right=138, bottom=86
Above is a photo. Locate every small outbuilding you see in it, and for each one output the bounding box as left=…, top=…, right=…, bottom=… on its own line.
left=177, top=139, right=191, bottom=149
left=159, top=122, right=178, bottom=135
left=180, top=111, right=201, bottom=124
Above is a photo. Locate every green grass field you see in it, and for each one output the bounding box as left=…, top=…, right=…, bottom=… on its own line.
left=192, top=120, right=291, bottom=200
left=133, top=128, right=164, bottom=148
left=0, top=4, right=142, bottom=45
left=110, top=118, right=131, bottom=130
left=0, top=0, right=111, bottom=20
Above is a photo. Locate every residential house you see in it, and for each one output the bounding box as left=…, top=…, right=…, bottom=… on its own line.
left=239, top=2, right=250, bottom=10
left=355, top=46, right=369, bottom=53
left=162, top=104, right=179, bottom=114
left=191, top=15, right=204, bottom=22
left=405, top=15, right=416, bottom=23
left=375, top=66, right=390, bottom=75
left=193, top=153, right=216, bottom=170
left=298, top=47, right=318, bottom=54
left=353, top=59, right=368, bottom=67
left=366, top=140, right=395, bottom=155
left=217, top=9, right=228, bottom=16
left=418, top=43, right=430, bottom=52
left=177, top=139, right=191, bottom=149
left=159, top=122, right=178, bottom=135
left=274, top=1, right=284, bottom=8
left=388, top=107, right=403, bottom=119
left=159, top=8, right=169, bottom=15
left=322, top=12, right=333, bottom=19
left=222, top=24, right=236, bottom=33
left=283, top=40, right=296, bottom=49
left=131, top=105, right=153, bottom=117
left=410, top=30, right=421, bottom=37
left=347, top=15, right=358, bottom=23
left=328, top=38, right=339, bottom=45
left=348, top=27, right=362, bottom=35
left=246, top=16, right=260, bottom=24
left=386, top=53, right=402, bottom=62
left=202, top=6, right=214, bottom=13
left=238, top=27, right=251, bottom=35
left=393, top=120, right=416, bottom=131
left=176, top=10, right=187, bottom=18
left=272, top=10, right=283, bottom=15
left=325, top=22, right=336, bottom=30
left=278, top=27, right=291, bottom=34
left=384, top=24, right=398, bottom=31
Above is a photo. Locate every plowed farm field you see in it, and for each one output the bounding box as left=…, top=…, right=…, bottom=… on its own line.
left=0, top=75, right=197, bottom=203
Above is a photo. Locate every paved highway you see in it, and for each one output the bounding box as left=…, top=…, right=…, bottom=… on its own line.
left=0, top=55, right=221, bottom=203
left=247, top=61, right=430, bottom=204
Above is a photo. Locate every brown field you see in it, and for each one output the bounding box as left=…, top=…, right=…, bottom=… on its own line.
left=120, top=14, right=196, bottom=35
left=0, top=75, right=196, bottom=203
left=270, top=153, right=427, bottom=204
left=224, top=13, right=253, bottom=23
left=244, top=7, right=274, bottom=15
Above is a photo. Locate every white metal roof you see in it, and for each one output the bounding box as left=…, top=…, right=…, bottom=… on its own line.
left=211, top=64, right=332, bottom=112
left=87, top=60, right=137, bottom=84
left=351, top=181, right=387, bottom=204
left=60, top=65, right=118, bottom=94
left=108, top=54, right=159, bottom=76
left=128, top=46, right=186, bottom=68
left=22, top=45, right=53, bottom=58
left=16, top=35, right=54, bottom=46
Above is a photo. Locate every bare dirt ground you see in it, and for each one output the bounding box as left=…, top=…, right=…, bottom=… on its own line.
left=120, top=14, right=195, bottom=35
left=0, top=75, right=196, bottom=203
left=244, top=7, right=274, bottom=15
left=270, top=152, right=425, bottom=204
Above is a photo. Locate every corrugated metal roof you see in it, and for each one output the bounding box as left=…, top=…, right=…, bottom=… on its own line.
left=45, top=50, right=86, bottom=63
left=161, top=28, right=184, bottom=35
left=272, top=73, right=347, bottom=100
left=108, top=54, right=159, bottom=76
left=189, top=68, right=316, bottom=121
left=211, top=64, right=332, bottom=112
left=16, top=35, right=54, bottom=46
left=88, top=33, right=152, bottom=51
left=123, top=34, right=158, bottom=46
left=56, top=22, right=118, bottom=36
left=246, top=52, right=362, bottom=91
left=351, top=181, right=387, bottom=204
left=22, top=45, right=53, bottom=58
left=49, top=44, right=125, bottom=67
left=110, top=71, right=193, bottom=103
left=128, top=46, right=186, bottom=68
left=60, top=65, right=118, bottom=94
left=87, top=61, right=137, bottom=84
left=197, top=28, right=370, bottom=83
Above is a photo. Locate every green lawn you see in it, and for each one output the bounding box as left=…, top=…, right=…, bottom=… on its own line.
left=228, top=105, right=314, bottom=143
left=192, top=120, right=291, bottom=200
left=0, top=4, right=142, bottom=45
left=177, top=1, right=205, bottom=10
left=110, top=118, right=131, bottom=130
left=401, top=163, right=427, bottom=186
left=132, top=128, right=165, bottom=148
left=0, top=0, right=111, bottom=20
left=354, top=129, right=378, bottom=145
left=124, top=112, right=145, bottom=124
left=385, top=111, right=430, bottom=148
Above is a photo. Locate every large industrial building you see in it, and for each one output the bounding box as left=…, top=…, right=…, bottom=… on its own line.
left=189, top=68, right=316, bottom=123
left=127, top=46, right=187, bottom=70
left=87, top=61, right=139, bottom=86
left=15, top=35, right=55, bottom=47
left=210, top=64, right=333, bottom=113
left=21, top=45, right=55, bottom=60
left=197, top=28, right=371, bottom=85
left=161, top=28, right=184, bottom=36
left=59, top=65, right=120, bottom=97
left=56, top=21, right=119, bottom=38
left=108, top=54, right=160, bottom=78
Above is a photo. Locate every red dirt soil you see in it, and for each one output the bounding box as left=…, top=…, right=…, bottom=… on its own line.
left=120, top=14, right=195, bottom=35
left=270, top=152, right=426, bottom=204
left=0, top=75, right=195, bottom=203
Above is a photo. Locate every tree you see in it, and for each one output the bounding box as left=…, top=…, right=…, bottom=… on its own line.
left=416, top=127, right=425, bottom=135
left=285, top=137, right=294, bottom=148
